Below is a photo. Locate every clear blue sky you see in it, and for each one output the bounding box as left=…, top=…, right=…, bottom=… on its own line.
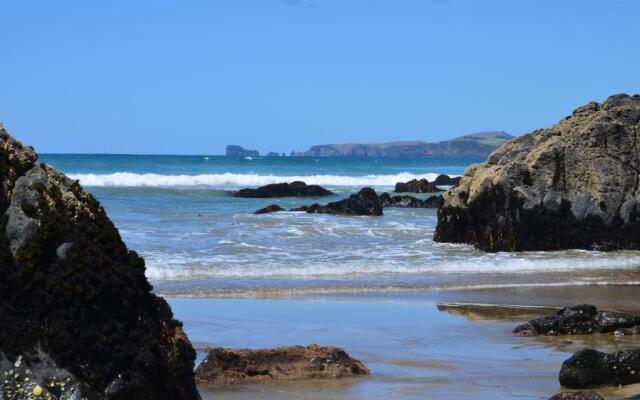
left=1, top=0, right=639, bottom=155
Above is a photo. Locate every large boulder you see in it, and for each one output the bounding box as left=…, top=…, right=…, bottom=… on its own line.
left=435, top=94, right=640, bottom=251
left=195, top=345, right=369, bottom=386
left=0, top=124, right=199, bottom=399
left=293, top=188, right=383, bottom=216
left=559, top=348, right=640, bottom=388
left=234, top=181, right=333, bottom=198
left=514, top=304, right=640, bottom=336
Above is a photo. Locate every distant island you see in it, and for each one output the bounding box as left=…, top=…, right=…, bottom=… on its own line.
left=290, top=131, right=513, bottom=158
left=226, top=145, right=283, bottom=157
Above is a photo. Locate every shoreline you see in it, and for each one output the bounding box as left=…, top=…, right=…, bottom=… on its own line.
left=168, top=283, right=640, bottom=399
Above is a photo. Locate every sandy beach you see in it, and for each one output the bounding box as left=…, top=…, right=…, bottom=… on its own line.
left=169, top=284, right=640, bottom=399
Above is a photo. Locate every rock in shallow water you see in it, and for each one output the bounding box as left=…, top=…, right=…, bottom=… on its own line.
left=254, top=204, right=285, bottom=214
left=292, top=187, right=383, bottom=216
left=394, top=178, right=441, bottom=193
left=195, top=344, right=370, bottom=386
left=513, top=304, right=640, bottom=336
left=559, top=348, right=640, bottom=389
left=435, top=94, right=640, bottom=252
left=0, top=124, right=199, bottom=399
left=234, top=181, right=333, bottom=198
left=548, top=392, right=605, bottom=400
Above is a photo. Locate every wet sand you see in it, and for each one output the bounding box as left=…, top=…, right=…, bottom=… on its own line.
left=168, top=284, right=640, bottom=400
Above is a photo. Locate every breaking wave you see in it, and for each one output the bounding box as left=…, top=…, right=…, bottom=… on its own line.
left=69, top=172, right=445, bottom=188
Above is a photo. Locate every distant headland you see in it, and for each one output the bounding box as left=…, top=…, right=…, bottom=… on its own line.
left=227, top=131, right=513, bottom=158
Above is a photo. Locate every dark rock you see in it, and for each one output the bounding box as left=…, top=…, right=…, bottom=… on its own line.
left=195, top=344, right=370, bottom=386
left=292, top=188, right=383, bottom=216
left=266, top=152, right=281, bottom=157
left=0, top=124, right=199, bottom=400
left=514, top=304, right=640, bottom=336
left=394, top=178, right=441, bottom=193
left=433, top=174, right=461, bottom=186
left=548, top=392, right=605, bottom=400
left=436, top=94, right=640, bottom=252
left=254, top=204, right=284, bottom=214
left=379, top=193, right=443, bottom=208
left=234, top=181, right=333, bottom=198
left=226, top=145, right=259, bottom=157
left=559, top=348, right=640, bottom=388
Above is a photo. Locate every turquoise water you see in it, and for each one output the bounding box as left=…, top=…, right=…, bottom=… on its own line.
left=40, top=154, right=640, bottom=297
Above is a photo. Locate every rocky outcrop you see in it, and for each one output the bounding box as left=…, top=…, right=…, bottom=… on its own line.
left=433, top=174, right=461, bottom=186
left=394, top=178, right=441, bottom=193
left=514, top=304, right=640, bottom=336
left=435, top=94, right=640, bottom=252
left=234, top=181, right=333, bottom=198
left=0, top=124, right=199, bottom=399
left=292, top=188, right=383, bottom=216
left=379, top=193, right=443, bottom=208
left=254, top=204, right=284, bottom=214
left=559, top=348, right=640, bottom=388
left=195, top=345, right=369, bottom=386
left=548, top=392, right=605, bottom=400
left=226, top=145, right=259, bottom=157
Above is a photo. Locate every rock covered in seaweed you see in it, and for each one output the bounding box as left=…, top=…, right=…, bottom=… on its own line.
left=378, top=193, right=443, bottom=208
left=195, top=344, right=370, bottom=386
left=559, top=348, right=640, bottom=389
left=0, top=124, right=199, bottom=399
left=513, top=304, right=640, bottom=336
left=254, top=204, right=285, bottom=214
left=293, top=187, right=383, bottom=216
left=234, top=181, right=333, bottom=198
left=394, top=178, right=441, bottom=193
left=548, top=392, right=605, bottom=400
left=435, top=94, right=640, bottom=252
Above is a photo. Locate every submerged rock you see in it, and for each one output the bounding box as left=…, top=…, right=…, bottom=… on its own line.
left=0, top=124, right=199, bottom=399
left=254, top=204, right=285, bottom=214
left=195, top=344, right=370, bottom=386
left=394, top=178, right=441, bottom=193
left=559, top=348, right=640, bottom=388
left=435, top=94, right=640, bottom=252
left=548, top=392, right=605, bottom=400
left=292, top=187, right=383, bottom=216
left=234, top=181, right=333, bottom=198
left=513, top=304, right=640, bottom=336
left=378, top=193, right=443, bottom=208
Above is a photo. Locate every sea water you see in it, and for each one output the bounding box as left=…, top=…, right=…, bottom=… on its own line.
left=41, top=154, right=640, bottom=297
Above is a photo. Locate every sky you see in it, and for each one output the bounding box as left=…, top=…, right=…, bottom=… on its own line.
left=1, top=0, right=639, bottom=155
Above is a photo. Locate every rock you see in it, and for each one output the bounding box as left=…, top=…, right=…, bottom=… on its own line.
left=0, top=124, right=199, bottom=400
left=234, top=181, right=333, bottom=198
left=513, top=304, right=640, bottom=336
left=433, top=174, right=461, bottom=186
left=254, top=204, right=285, bottom=214
left=435, top=94, right=640, bottom=252
left=394, top=178, right=441, bottom=193
left=292, top=188, right=383, bottom=216
left=195, top=344, right=370, bottom=386
left=226, top=145, right=259, bottom=157
left=559, top=348, right=640, bottom=389
left=548, top=392, right=605, bottom=400
left=266, top=152, right=281, bottom=157
left=378, top=193, right=443, bottom=208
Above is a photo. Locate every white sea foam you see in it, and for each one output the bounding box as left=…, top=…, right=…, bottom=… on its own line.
left=143, top=250, right=640, bottom=280
left=68, top=172, right=444, bottom=188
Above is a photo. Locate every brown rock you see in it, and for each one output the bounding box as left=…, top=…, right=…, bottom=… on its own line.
left=436, top=94, right=640, bottom=252
left=195, top=344, right=370, bottom=386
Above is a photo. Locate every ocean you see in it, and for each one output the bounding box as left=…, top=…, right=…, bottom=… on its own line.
left=41, top=154, right=640, bottom=298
